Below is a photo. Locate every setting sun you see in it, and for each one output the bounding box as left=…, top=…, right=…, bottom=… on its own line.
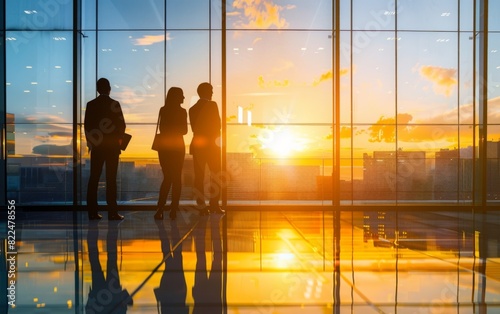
left=258, top=128, right=307, bottom=157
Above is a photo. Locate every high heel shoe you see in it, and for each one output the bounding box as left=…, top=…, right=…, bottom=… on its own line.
left=154, top=208, right=164, bottom=220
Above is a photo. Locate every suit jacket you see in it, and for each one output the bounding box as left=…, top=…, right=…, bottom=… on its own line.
left=84, top=95, right=126, bottom=153
left=188, top=99, right=221, bottom=154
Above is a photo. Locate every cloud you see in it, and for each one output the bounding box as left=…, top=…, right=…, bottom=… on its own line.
left=365, top=114, right=412, bottom=143
left=232, top=0, right=290, bottom=29
left=313, top=71, right=332, bottom=86
left=326, top=126, right=354, bottom=140
left=18, top=114, right=69, bottom=125
left=366, top=113, right=469, bottom=144
left=312, top=68, right=349, bottom=86
left=48, top=132, right=73, bottom=138
left=419, top=65, right=457, bottom=96
left=359, top=97, right=500, bottom=145
left=32, top=143, right=73, bottom=156
left=132, top=34, right=171, bottom=46
left=258, top=75, right=289, bottom=88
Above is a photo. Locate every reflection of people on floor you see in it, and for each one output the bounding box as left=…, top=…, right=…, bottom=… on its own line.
left=154, top=220, right=188, bottom=313
left=192, top=215, right=223, bottom=314
left=86, top=221, right=132, bottom=313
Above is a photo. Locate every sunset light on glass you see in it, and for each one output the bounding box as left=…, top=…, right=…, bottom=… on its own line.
left=5, top=0, right=500, bottom=173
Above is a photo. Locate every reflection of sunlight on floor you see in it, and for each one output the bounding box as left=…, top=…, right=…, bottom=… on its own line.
left=273, top=252, right=295, bottom=269
left=277, top=229, right=295, bottom=239
left=14, top=211, right=500, bottom=313
left=273, top=229, right=298, bottom=268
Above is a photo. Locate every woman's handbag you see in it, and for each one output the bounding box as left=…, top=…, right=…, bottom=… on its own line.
left=151, top=111, right=162, bottom=151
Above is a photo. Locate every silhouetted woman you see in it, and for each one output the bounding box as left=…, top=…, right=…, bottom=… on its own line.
left=154, top=87, right=187, bottom=220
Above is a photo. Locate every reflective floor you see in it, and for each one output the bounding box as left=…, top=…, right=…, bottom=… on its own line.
left=2, top=208, right=500, bottom=313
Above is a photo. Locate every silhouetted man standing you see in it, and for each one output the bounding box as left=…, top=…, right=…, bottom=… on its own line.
left=85, top=78, right=126, bottom=220
left=189, top=82, right=224, bottom=215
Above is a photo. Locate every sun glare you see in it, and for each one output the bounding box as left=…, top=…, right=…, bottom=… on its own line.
left=259, top=128, right=307, bottom=157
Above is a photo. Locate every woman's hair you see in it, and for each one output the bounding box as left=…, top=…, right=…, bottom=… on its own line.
left=165, top=87, right=183, bottom=109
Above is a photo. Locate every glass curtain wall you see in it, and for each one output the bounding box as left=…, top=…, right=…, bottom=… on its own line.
left=346, top=0, right=468, bottom=204
left=486, top=0, right=500, bottom=204
left=3, top=0, right=499, bottom=209
left=226, top=1, right=333, bottom=205
left=78, top=0, right=221, bottom=207
left=5, top=0, right=74, bottom=204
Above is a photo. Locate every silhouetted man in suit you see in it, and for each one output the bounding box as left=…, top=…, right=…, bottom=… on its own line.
left=189, top=82, right=225, bottom=215
left=85, top=78, right=126, bottom=220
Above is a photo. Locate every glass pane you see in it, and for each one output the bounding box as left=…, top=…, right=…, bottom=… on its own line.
left=82, top=0, right=96, bottom=30
left=434, top=148, right=459, bottom=200
left=226, top=125, right=332, bottom=204
left=488, top=33, right=500, bottom=123
left=356, top=152, right=397, bottom=202
left=81, top=31, right=97, bottom=119
left=167, top=0, right=209, bottom=29
left=340, top=157, right=354, bottom=202
left=97, top=30, right=166, bottom=125
left=489, top=0, right=500, bottom=31
left=352, top=124, right=396, bottom=155
left=352, top=0, right=396, bottom=31
left=211, top=0, right=222, bottom=30
left=397, top=32, right=458, bottom=122
left=339, top=0, right=351, bottom=30
left=226, top=28, right=332, bottom=201
left=6, top=0, right=73, bottom=30
left=459, top=124, right=474, bottom=149
left=340, top=31, right=352, bottom=124
left=397, top=125, right=459, bottom=202
left=7, top=123, right=74, bottom=204
left=167, top=31, right=210, bottom=100
left=227, top=0, right=331, bottom=30
left=98, top=0, right=165, bottom=30
left=460, top=0, right=473, bottom=31
left=352, top=31, right=395, bottom=124
left=397, top=124, right=459, bottom=153
left=227, top=30, right=332, bottom=126
left=259, top=158, right=326, bottom=204
left=394, top=150, right=428, bottom=201
left=0, top=3, right=4, bottom=31
left=7, top=31, right=73, bottom=124
left=459, top=32, right=474, bottom=124
left=397, top=0, right=458, bottom=31
left=485, top=126, right=500, bottom=202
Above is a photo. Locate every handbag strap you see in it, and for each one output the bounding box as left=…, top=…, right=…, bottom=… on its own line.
left=155, top=109, right=161, bottom=135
